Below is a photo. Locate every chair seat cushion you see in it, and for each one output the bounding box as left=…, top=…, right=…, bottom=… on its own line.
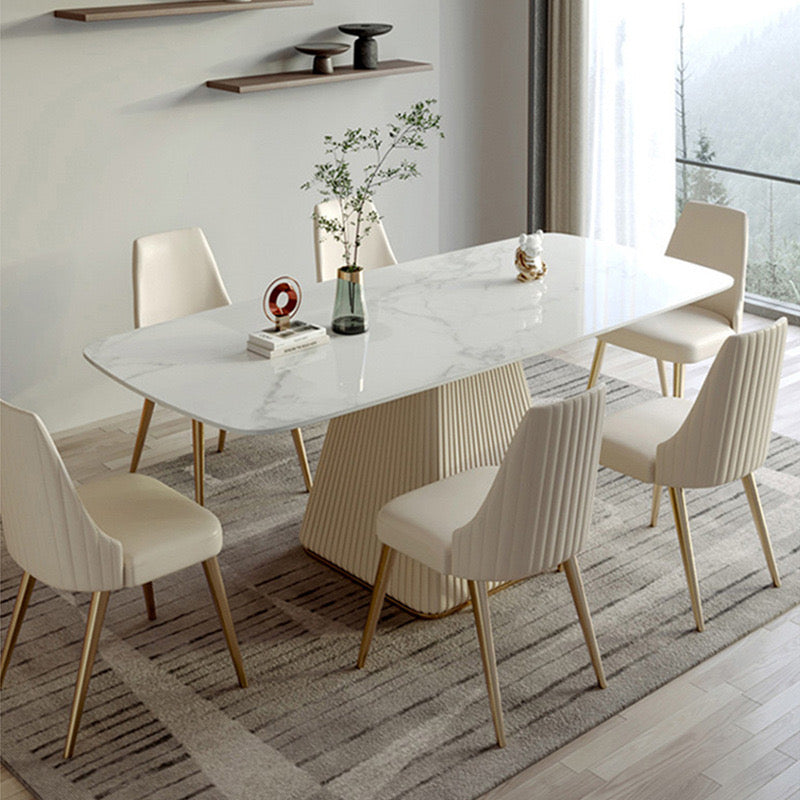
left=77, top=474, right=222, bottom=587
left=600, top=398, right=693, bottom=484
left=600, top=306, right=732, bottom=364
left=376, top=467, right=499, bottom=575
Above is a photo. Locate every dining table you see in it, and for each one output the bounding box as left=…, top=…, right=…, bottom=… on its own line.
left=84, top=233, right=734, bottom=616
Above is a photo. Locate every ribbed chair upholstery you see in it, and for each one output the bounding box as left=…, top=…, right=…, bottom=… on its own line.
left=587, top=201, right=748, bottom=527
left=357, top=388, right=607, bottom=748
left=130, top=227, right=314, bottom=488
left=600, top=319, right=787, bottom=633
left=0, top=400, right=247, bottom=758
left=313, top=198, right=397, bottom=282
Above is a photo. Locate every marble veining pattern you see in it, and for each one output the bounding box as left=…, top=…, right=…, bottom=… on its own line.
left=83, top=235, right=733, bottom=433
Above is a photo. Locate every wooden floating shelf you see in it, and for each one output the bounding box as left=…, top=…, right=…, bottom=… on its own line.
left=206, top=59, right=433, bottom=94
left=54, top=0, right=311, bottom=22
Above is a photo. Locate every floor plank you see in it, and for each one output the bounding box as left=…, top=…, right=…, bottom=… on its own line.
left=703, top=705, right=800, bottom=784
left=742, top=760, right=800, bottom=800
left=705, top=749, right=796, bottom=800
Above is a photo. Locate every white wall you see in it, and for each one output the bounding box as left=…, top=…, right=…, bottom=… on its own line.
left=439, top=0, right=528, bottom=250
left=1, top=0, right=528, bottom=432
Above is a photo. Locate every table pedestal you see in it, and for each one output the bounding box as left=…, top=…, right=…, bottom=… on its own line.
left=299, top=362, right=531, bottom=616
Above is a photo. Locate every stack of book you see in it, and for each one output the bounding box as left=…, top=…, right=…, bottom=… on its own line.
left=247, top=320, right=329, bottom=359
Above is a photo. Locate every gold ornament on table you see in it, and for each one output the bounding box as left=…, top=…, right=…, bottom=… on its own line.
left=515, top=230, right=547, bottom=282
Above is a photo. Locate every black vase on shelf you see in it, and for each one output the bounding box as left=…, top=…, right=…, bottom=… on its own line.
left=338, top=23, right=393, bottom=70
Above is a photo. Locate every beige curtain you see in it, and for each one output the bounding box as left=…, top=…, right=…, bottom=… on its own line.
left=545, top=0, right=589, bottom=235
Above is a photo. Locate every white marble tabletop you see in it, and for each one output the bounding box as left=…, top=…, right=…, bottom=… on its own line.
left=84, top=234, right=733, bottom=434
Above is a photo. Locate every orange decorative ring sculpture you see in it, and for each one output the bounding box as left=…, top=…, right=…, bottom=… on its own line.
left=263, top=276, right=302, bottom=331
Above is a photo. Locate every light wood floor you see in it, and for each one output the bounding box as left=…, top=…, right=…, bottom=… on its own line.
left=2, top=314, right=798, bottom=799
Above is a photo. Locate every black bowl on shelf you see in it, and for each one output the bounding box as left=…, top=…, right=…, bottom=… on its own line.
left=295, top=42, right=350, bottom=74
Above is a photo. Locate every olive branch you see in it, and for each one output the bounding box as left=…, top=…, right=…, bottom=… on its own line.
left=302, top=99, right=444, bottom=269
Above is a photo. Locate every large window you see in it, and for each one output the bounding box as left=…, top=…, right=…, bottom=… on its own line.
left=676, top=1, right=800, bottom=314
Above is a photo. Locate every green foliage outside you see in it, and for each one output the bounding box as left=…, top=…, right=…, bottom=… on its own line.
left=686, top=131, right=730, bottom=206
left=678, top=147, right=800, bottom=306
left=676, top=6, right=800, bottom=308
left=746, top=239, right=800, bottom=305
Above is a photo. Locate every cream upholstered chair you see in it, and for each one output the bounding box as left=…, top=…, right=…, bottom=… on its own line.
left=130, top=227, right=314, bottom=493
left=313, top=198, right=397, bottom=282
left=0, top=400, right=247, bottom=759
left=130, top=227, right=231, bottom=471
left=587, top=201, right=748, bottom=526
left=357, top=388, right=607, bottom=748
left=600, top=319, right=787, bottom=633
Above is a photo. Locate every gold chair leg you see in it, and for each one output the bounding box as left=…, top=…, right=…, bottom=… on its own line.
left=130, top=398, right=155, bottom=473
left=587, top=340, right=606, bottom=389
left=217, top=429, right=227, bottom=453
left=142, top=582, right=157, bottom=620
left=291, top=427, right=313, bottom=493
left=468, top=580, right=506, bottom=748
left=673, top=363, right=685, bottom=398
left=656, top=359, right=669, bottom=397
left=202, top=557, right=248, bottom=688
left=191, top=419, right=205, bottom=506
left=0, top=572, right=36, bottom=688
left=741, top=474, right=781, bottom=588
left=668, top=487, right=704, bottom=631
left=650, top=485, right=662, bottom=527
left=562, top=557, right=607, bottom=689
left=64, top=591, right=110, bottom=759
left=357, top=545, right=396, bottom=668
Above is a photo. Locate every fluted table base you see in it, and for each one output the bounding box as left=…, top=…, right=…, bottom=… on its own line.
left=299, top=362, right=531, bottom=616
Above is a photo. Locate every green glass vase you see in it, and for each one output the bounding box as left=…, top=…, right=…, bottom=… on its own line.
left=332, top=267, right=368, bottom=335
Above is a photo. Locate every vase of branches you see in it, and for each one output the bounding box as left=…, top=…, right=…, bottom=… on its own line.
left=302, top=99, right=443, bottom=335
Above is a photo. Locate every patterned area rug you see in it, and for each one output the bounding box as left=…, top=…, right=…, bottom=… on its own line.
left=2, top=356, right=799, bottom=800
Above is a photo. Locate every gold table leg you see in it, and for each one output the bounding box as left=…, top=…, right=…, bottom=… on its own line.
left=130, top=398, right=155, bottom=473
left=587, top=340, right=606, bottom=389
left=191, top=419, right=205, bottom=506
left=291, top=427, right=314, bottom=493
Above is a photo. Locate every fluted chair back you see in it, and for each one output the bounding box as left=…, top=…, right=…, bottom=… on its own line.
left=657, top=318, right=786, bottom=489
left=313, top=198, right=397, bottom=282
left=667, top=201, right=748, bottom=332
left=1, top=400, right=248, bottom=759
left=452, top=387, right=606, bottom=581
left=0, top=401, right=124, bottom=593
left=133, top=227, right=231, bottom=328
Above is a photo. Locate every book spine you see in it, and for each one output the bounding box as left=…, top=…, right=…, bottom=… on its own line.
left=248, top=330, right=327, bottom=350
left=248, top=337, right=328, bottom=358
